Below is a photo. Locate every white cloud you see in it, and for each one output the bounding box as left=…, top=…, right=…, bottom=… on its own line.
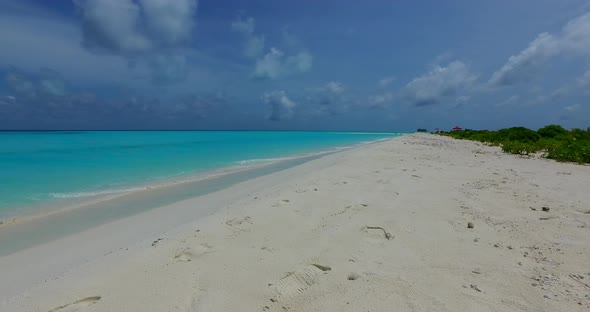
left=252, top=48, right=313, bottom=79
left=253, top=48, right=284, bottom=79
left=577, top=69, right=590, bottom=92
left=2, top=67, right=97, bottom=114
left=76, top=0, right=198, bottom=54
left=286, top=52, right=313, bottom=73
left=243, top=36, right=266, bottom=59
left=378, top=76, right=395, bottom=87
left=368, top=93, right=393, bottom=108
left=561, top=13, right=590, bottom=55
left=232, top=17, right=312, bottom=80
left=324, top=81, right=345, bottom=94
left=74, top=0, right=198, bottom=85
left=262, top=90, right=296, bottom=121
left=4, top=68, right=68, bottom=99
left=496, top=95, right=520, bottom=107
left=564, top=104, right=581, bottom=112
left=147, top=53, right=190, bottom=84
left=231, top=16, right=254, bottom=34
left=489, top=12, right=590, bottom=87
left=140, top=0, right=197, bottom=46
left=5, top=71, right=37, bottom=98
left=281, top=27, right=299, bottom=47
left=403, top=61, right=478, bottom=106
left=303, top=81, right=350, bottom=116
left=77, top=0, right=151, bottom=53
left=489, top=33, right=559, bottom=86
left=0, top=9, right=137, bottom=85
left=231, top=16, right=265, bottom=58
left=533, top=68, right=590, bottom=103
left=38, top=69, right=67, bottom=96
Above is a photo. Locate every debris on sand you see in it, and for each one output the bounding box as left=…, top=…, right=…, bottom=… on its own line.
left=364, top=226, right=394, bottom=240
left=347, top=273, right=361, bottom=280
left=311, top=264, right=332, bottom=272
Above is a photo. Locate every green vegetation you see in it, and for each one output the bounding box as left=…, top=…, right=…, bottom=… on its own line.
left=440, top=125, right=590, bottom=164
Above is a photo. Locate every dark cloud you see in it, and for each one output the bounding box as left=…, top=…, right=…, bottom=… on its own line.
left=0, top=67, right=230, bottom=128
left=303, top=81, right=350, bottom=116
left=75, top=0, right=198, bottom=55
left=261, top=90, right=296, bottom=121
left=74, top=0, right=198, bottom=85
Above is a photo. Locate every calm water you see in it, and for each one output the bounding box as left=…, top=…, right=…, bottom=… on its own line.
left=0, top=131, right=401, bottom=218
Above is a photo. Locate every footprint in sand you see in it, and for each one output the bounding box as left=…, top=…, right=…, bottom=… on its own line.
left=272, top=199, right=291, bottom=207
left=174, top=244, right=213, bottom=262
left=272, top=264, right=331, bottom=300
left=48, top=296, right=101, bottom=312
left=225, top=216, right=252, bottom=227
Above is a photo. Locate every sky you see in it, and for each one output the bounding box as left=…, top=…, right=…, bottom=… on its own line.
left=0, top=0, right=589, bottom=131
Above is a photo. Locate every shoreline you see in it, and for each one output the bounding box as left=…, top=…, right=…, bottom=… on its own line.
left=2, top=134, right=589, bottom=311
left=0, top=131, right=403, bottom=220
left=0, top=151, right=323, bottom=228
left=0, top=136, right=398, bottom=227
left=0, top=140, right=382, bottom=257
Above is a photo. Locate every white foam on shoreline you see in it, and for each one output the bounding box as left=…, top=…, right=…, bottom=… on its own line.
left=50, top=187, right=151, bottom=199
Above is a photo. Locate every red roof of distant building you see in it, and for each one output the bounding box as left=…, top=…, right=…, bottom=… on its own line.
left=452, top=126, right=462, bottom=130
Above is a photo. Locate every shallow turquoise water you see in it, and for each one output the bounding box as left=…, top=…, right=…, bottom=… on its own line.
left=0, top=131, right=401, bottom=217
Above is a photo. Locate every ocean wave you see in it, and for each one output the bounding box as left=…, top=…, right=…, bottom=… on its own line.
left=234, top=148, right=343, bottom=166
left=236, top=156, right=297, bottom=166
left=49, top=186, right=151, bottom=199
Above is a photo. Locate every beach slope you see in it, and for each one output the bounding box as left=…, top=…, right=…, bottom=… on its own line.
left=2, top=134, right=589, bottom=311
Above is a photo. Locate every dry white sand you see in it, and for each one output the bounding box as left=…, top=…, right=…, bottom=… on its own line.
left=1, top=134, right=590, bottom=312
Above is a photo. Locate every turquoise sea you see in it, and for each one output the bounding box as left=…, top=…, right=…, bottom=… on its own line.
left=0, top=131, right=401, bottom=219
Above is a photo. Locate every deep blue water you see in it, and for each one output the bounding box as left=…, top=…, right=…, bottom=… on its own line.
left=0, top=131, right=401, bottom=217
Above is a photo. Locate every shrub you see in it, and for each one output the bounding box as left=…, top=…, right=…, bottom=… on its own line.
left=571, top=128, right=590, bottom=141
left=501, top=141, right=540, bottom=155
left=537, top=124, right=568, bottom=138
left=439, top=124, right=590, bottom=164
left=546, top=140, right=590, bottom=164
left=535, top=138, right=563, bottom=154
left=494, top=127, right=540, bottom=143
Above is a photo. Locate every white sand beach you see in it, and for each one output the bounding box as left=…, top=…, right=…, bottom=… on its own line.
left=1, top=134, right=589, bottom=312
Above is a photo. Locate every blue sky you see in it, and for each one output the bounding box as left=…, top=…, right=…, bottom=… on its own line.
left=0, top=0, right=589, bottom=130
